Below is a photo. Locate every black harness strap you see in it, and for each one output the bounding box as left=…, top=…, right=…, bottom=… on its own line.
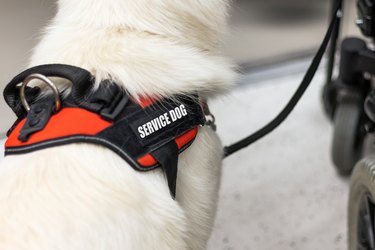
left=18, top=100, right=54, bottom=142
left=151, top=140, right=179, bottom=199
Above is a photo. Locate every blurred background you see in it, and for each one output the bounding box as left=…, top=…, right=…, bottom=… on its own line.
left=0, top=0, right=365, bottom=249
left=0, top=0, right=362, bottom=134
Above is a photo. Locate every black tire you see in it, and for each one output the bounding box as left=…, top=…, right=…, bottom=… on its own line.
left=332, top=95, right=364, bottom=176
left=322, top=82, right=337, bottom=119
left=349, top=157, right=375, bottom=250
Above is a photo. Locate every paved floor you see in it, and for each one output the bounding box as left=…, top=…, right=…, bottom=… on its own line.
left=206, top=60, right=348, bottom=250
left=0, top=59, right=349, bottom=249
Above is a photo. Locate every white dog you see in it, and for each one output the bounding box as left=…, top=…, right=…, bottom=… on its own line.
left=0, top=1, right=236, bottom=249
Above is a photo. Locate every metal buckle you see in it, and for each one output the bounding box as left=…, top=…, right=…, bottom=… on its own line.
left=201, top=98, right=217, bottom=131
left=20, top=74, right=61, bottom=113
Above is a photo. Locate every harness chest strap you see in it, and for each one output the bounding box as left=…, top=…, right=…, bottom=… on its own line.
left=3, top=64, right=207, bottom=198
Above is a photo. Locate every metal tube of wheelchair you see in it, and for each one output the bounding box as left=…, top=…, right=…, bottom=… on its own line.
left=326, top=0, right=343, bottom=85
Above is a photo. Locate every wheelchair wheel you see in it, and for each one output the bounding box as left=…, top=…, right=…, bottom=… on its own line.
left=322, top=82, right=337, bottom=119
left=332, top=95, right=363, bottom=176
left=349, top=157, right=375, bottom=250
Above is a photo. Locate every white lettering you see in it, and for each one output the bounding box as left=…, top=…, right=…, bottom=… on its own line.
left=147, top=122, right=154, bottom=134
left=174, top=107, right=182, bottom=119
left=143, top=124, right=149, bottom=136
left=169, top=110, right=177, bottom=122
left=150, top=119, right=159, bottom=132
left=164, top=113, right=171, bottom=125
left=138, top=105, right=190, bottom=138
left=180, top=105, right=187, bottom=116
left=159, top=115, right=166, bottom=127
left=138, top=126, right=146, bottom=138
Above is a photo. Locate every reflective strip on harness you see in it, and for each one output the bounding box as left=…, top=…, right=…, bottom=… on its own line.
left=5, top=104, right=202, bottom=170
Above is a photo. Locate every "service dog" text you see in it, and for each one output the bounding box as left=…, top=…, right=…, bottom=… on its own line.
left=138, top=105, right=188, bottom=138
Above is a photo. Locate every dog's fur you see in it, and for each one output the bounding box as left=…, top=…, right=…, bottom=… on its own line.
left=0, top=1, right=236, bottom=249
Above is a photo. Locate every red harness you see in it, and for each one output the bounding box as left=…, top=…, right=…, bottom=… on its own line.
left=3, top=64, right=207, bottom=198
left=5, top=103, right=199, bottom=169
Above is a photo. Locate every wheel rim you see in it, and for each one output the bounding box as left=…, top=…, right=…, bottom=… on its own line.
left=358, top=192, right=375, bottom=250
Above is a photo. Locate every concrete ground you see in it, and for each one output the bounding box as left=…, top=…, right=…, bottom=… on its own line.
left=205, top=60, right=348, bottom=250
left=0, top=59, right=349, bottom=249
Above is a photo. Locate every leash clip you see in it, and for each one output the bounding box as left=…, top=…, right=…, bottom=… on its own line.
left=205, top=113, right=217, bottom=131
left=201, top=99, right=217, bottom=131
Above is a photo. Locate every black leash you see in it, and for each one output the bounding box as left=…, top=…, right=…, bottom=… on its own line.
left=223, top=0, right=343, bottom=158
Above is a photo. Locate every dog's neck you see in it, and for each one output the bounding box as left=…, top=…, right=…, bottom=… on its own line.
left=28, top=0, right=235, bottom=98
left=55, top=0, right=230, bottom=52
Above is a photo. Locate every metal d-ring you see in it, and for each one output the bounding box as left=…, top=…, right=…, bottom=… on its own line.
left=20, top=73, right=61, bottom=112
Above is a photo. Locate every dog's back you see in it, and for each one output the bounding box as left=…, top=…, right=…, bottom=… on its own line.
left=0, top=1, right=235, bottom=249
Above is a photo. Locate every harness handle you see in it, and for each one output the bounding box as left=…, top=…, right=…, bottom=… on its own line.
left=224, top=0, right=343, bottom=158
left=3, top=64, right=92, bottom=117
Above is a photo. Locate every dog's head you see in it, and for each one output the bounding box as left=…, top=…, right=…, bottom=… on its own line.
left=56, top=0, right=232, bottom=51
